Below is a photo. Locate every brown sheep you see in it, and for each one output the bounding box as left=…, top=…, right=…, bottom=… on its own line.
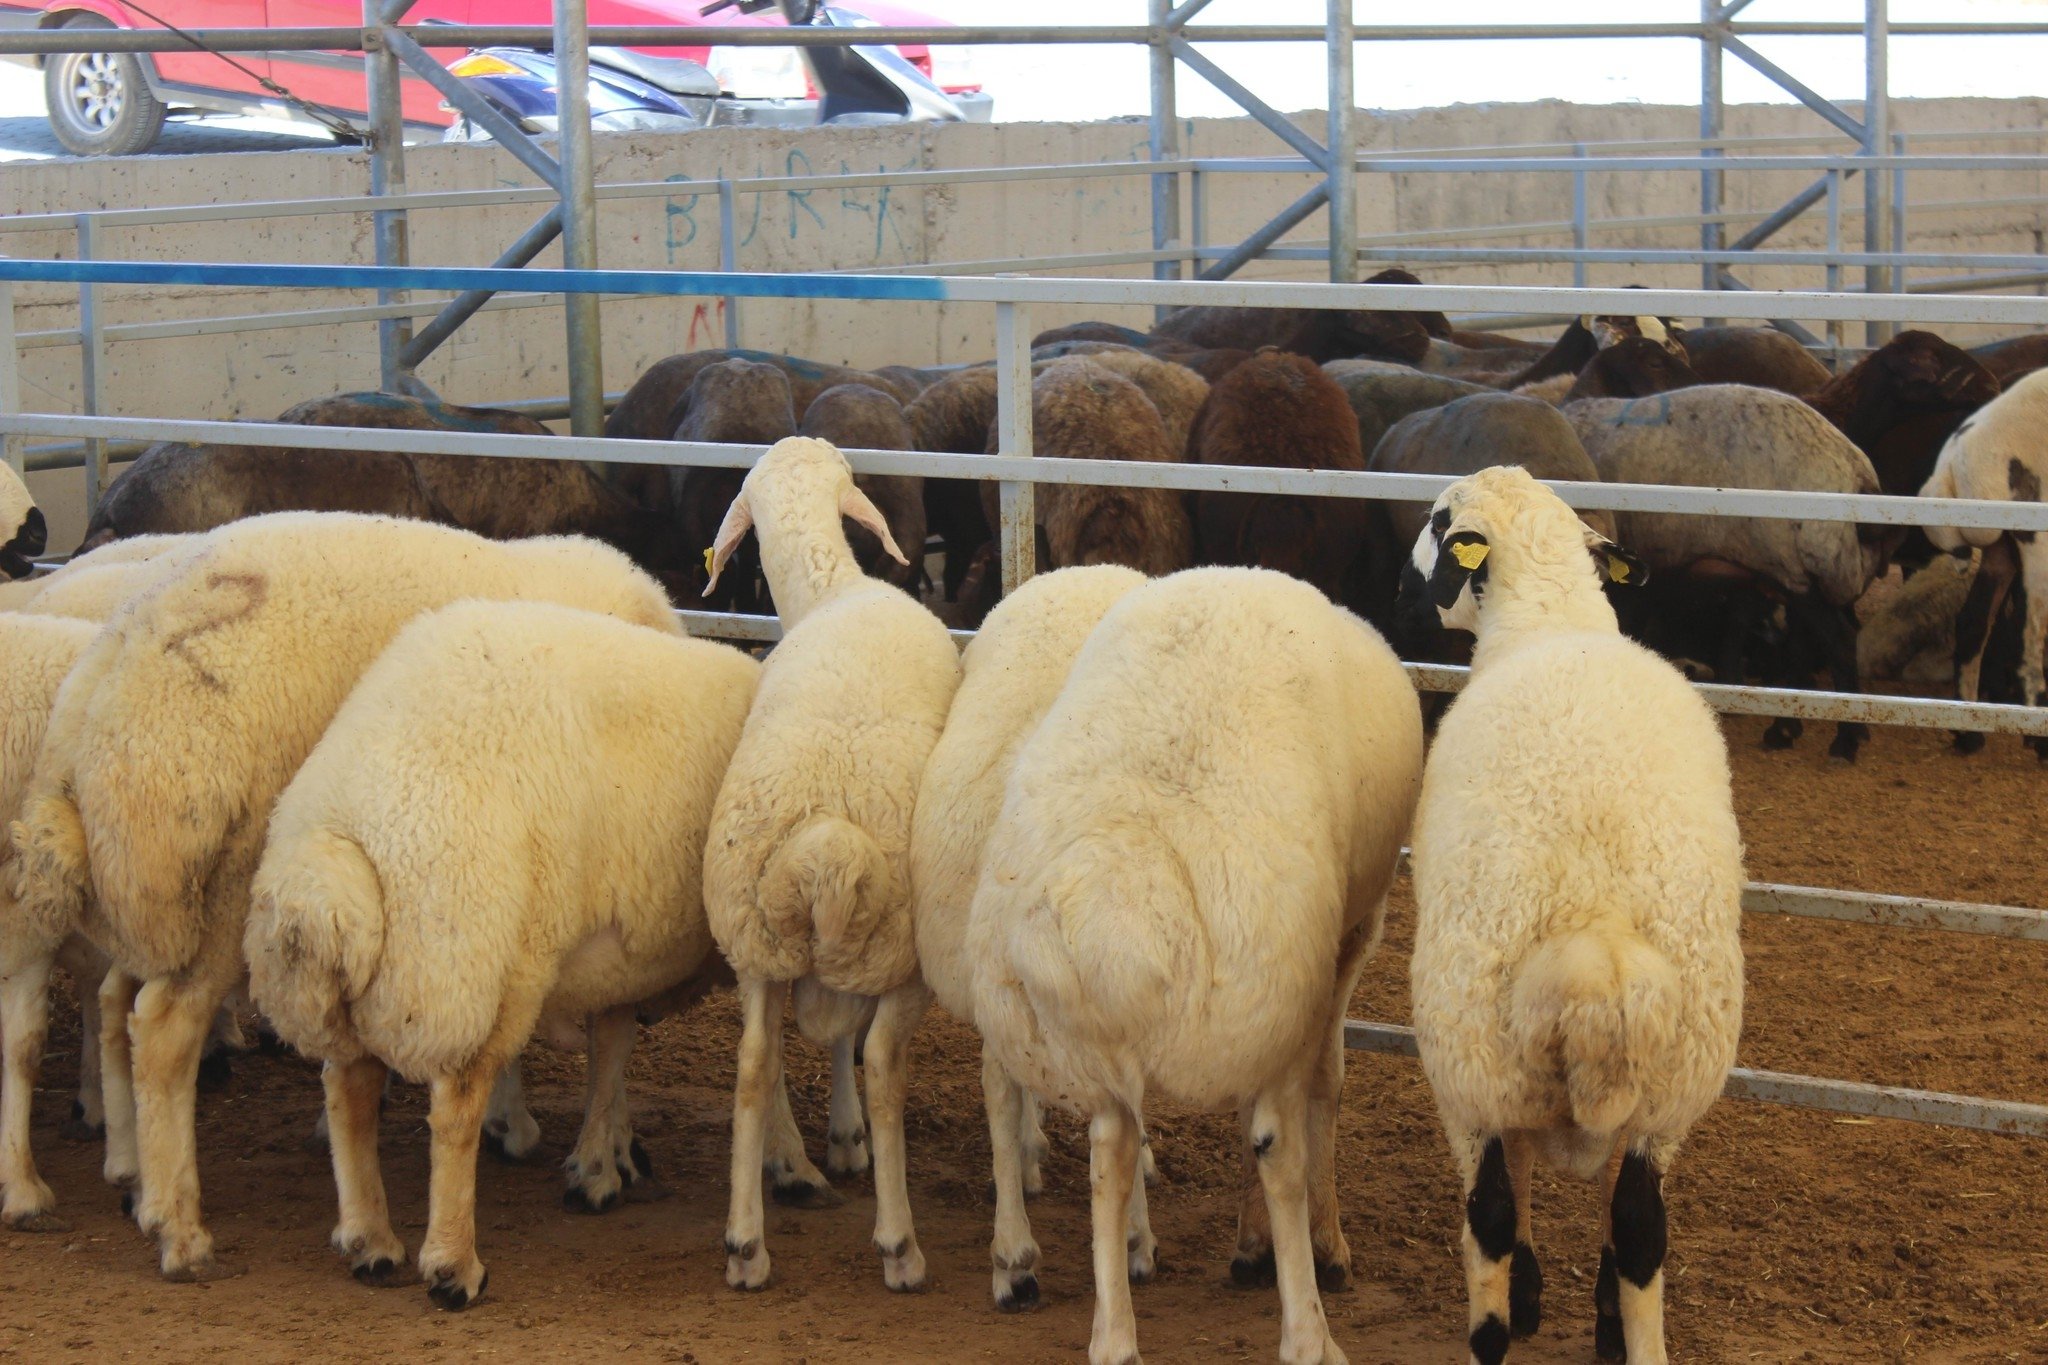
left=1673, top=325, right=1833, bottom=396
left=797, top=383, right=927, bottom=594
left=606, top=348, right=921, bottom=443
left=905, top=367, right=999, bottom=604
left=1558, top=336, right=1704, bottom=403
left=985, top=357, right=1192, bottom=577
left=1969, top=333, right=2048, bottom=388
left=81, top=393, right=689, bottom=589
left=1031, top=322, right=1155, bottom=349
left=668, top=359, right=800, bottom=612
left=1147, top=268, right=1436, bottom=365
left=1805, top=329, right=2000, bottom=498
left=1067, top=348, right=1211, bottom=459
left=1189, top=348, right=1368, bottom=602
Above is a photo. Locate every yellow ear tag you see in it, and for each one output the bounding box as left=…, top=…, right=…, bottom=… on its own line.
left=1606, top=553, right=1630, bottom=583
left=1450, top=541, right=1489, bottom=571
left=703, top=546, right=716, bottom=575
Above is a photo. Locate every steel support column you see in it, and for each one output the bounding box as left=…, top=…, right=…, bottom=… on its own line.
left=0, top=276, right=20, bottom=479
left=365, top=0, right=413, bottom=391
left=1864, top=0, right=1891, bottom=344
left=993, top=300, right=1034, bottom=596
left=1325, top=0, right=1355, bottom=283
left=1148, top=0, right=1182, bottom=321
left=74, top=214, right=104, bottom=514
left=554, top=0, right=604, bottom=437
left=399, top=205, right=564, bottom=369
left=1701, top=0, right=1723, bottom=310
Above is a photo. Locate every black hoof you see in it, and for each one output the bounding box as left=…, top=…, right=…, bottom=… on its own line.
left=2029, top=735, right=2048, bottom=762
left=1229, top=1248, right=1276, bottom=1288
left=996, top=1273, right=1040, bottom=1313
left=254, top=1028, right=291, bottom=1057
left=1760, top=723, right=1797, bottom=751
left=1951, top=729, right=1986, bottom=756
left=195, top=1051, right=233, bottom=1093
left=118, top=1190, right=134, bottom=1218
left=1509, top=1243, right=1542, bottom=1338
left=427, top=1274, right=483, bottom=1312
left=352, top=1257, right=410, bottom=1287
left=1314, top=1257, right=1350, bottom=1294
left=770, top=1178, right=841, bottom=1210
left=1595, top=1312, right=1626, bottom=1362
left=562, top=1184, right=619, bottom=1216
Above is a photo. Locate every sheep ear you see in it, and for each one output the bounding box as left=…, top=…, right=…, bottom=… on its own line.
left=1590, top=318, right=1624, bottom=349
left=703, top=492, right=754, bottom=596
left=840, top=484, right=909, bottom=566
left=1431, top=529, right=1490, bottom=609
left=1584, top=528, right=1649, bottom=587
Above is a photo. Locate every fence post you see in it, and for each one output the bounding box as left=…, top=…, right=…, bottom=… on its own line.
left=1891, top=129, right=1908, bottom=298
left=364, top=0, right=411, bottom=392
left=555, top=0, right=605, bottom=437
left=718, top=174, right=741, bottom=349
left=1325, top=0, right=1356, bottom=284
left=1863, top=0, right=1890, bottom=345
left=1700, top=0, right=1725, bottom=324
left=1572, top=142, right=1588, bottom=289
left=0, top=273, right=20, bottom=481
left=1825, top=168, right=1842, bottom=353
left=1147, top=0, right=1182, bottom=323
left=1189, top=165, right=1206, bottom=273
left=75, top=213, right=106, bottom=516
left=994, top=299, right=1034, bottom=597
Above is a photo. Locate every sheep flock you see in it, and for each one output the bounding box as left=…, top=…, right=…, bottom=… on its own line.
left=0, top=285, right=2041, bottom=1365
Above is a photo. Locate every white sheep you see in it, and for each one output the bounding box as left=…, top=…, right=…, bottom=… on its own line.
left=700, top=436, right=962, bottom=1293
left=245, top=599, right=759, bottom=1309
left=8, top=510, right=681, bottom=1282
left=0, top=463, right=41, bottom=580
left=900, top=563, right=1151, bottom=1309
left=1920, top=367, right=2048, bottom=714
left=1398, top=466, right=1744, bottom=1365
left=969, top=566, right=1423, bottom=1365
left=0, top=533, right=196, bottom=618
left=0, top=612, right=104, bottom=1232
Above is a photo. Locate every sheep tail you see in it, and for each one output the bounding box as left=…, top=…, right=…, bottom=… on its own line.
left=759, top=817, right=913, bottom=997
left=8, top=792, right=92, bottom=945
left=1510, top=923, right=1679, bottom=1151
left=244, top=830, right=385, bottom=1060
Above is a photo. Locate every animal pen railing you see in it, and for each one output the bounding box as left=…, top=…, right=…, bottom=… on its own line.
left=2, top=262, right=2045, bottom=1138
left=6, top=4, right=2048, bottom=442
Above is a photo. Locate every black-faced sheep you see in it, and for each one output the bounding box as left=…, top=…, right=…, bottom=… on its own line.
left=1, top=464, right=44, bottom=580
left=1398, top=466, right=1739, bottom=1365
left=1806, top=329, right=2001, bottom=500
left=1557, top=336, right=1704, bottom=403
left=798, top=383, right=926, bottom=595
left=604, top=348, right=920, bottom=443
left=665, top=358, right=801, bottom=613
left=1190, top=348, right=1368, bottom=601
left=1674, top=325, right=1833, bottom=396
left=1568, top=385, right=1887, bottom=760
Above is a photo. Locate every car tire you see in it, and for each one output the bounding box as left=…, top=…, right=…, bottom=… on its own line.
left=44, top=13, right=167, bottom=157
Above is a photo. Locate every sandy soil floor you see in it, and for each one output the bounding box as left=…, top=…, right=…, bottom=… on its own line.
left=4, top=715, right=2045, bottom=1364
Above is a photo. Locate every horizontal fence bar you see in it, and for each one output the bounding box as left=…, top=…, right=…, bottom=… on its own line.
left=1342, top=1022, right=2048, bottom=1138
left=682, top=608, right=2047, bottom=738
left=5, top=415, right=2044, bottom=536
left=10, top=262, right=2048, bottom=330
left=1744, top=881, right=2048, bottom=941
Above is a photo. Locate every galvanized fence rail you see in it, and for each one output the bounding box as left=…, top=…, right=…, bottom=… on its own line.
left=3, top=261, right=2044, bottom=1139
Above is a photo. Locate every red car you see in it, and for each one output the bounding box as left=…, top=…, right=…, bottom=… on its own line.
left=0, top=0, right=981, bottom=155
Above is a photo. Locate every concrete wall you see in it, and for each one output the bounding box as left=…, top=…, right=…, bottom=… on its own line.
left=10, top=96, right=2046, bottom=549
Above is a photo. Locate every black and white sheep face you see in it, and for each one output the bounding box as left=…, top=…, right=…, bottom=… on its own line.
left=0, top=463, right=45, bottom=580
left=1398, top=502, right=1489, bottom=635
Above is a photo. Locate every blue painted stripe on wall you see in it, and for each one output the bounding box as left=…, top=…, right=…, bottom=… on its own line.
left=0, top=259, right=951, bottom=302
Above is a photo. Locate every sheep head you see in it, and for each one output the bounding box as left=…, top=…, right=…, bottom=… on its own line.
left=704, top=436, right=906, bottom=596
left=1871, top=331, right=2000, bottom=411
left=1397, top=465, right=1645, bottom=635
left=0, top=463, right=43, bottom=580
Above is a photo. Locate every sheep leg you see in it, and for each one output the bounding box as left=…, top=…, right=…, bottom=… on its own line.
left=1595, top=1142, right=1626, bottom=1361
left=0, top=950, right=62, bottom=1231
left=1456, top=1130, right=1517, bottom=1365
left=1124, top=1126, right=1157, bottom=1284
left=1305, top=923, right=1375, bottom=1295
left=1608, top=1146, right=1669, bottom=1365
left=724, top=975, right=788, bottom=1291
left=865, top=979, right=930, bottom=1292
left=1791, top=593, right=1870, bottom=762
left=1230, top=1103, right=1278, bottom=1287
left=984, top=1048, right=1043, bottom=1312
left=130, top=971, right=239, bottom=1280
left=2018, top=539, right=2048, bottom=759
left=1085, top=1102, right=1143, bottom=1365
left=1950, top=540, right=2018, bottom=754
left=605, top=1031, right=663, bottom=1202
left=324, top=1054, right=408, bottom=1285
left=763, top=1068, right=837, bottom=1208
left=481, top=1061, right=542, bottom=1162
left=563, top=1007, right=654, bottom=1213
left=57, top=938, right=107, bottom=1140
left=97, top=968, right=139, bottom=1193
left=1021, top=1089, right=1050, bottom=1196
left=825, top=1030, right=870, bottom=1178
left=1504, top=1132, right=1542, bottom=1339
left=1253, top=1083, right=1345, bottom=1365
left=418, top=1063, right=495, bottom=1311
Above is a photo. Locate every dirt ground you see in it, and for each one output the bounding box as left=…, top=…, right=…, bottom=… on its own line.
left=3, top=715, right=2045, bottom=1364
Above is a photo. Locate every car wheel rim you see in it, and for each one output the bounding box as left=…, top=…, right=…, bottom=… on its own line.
left=63, top=52, right=124, bottom=131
